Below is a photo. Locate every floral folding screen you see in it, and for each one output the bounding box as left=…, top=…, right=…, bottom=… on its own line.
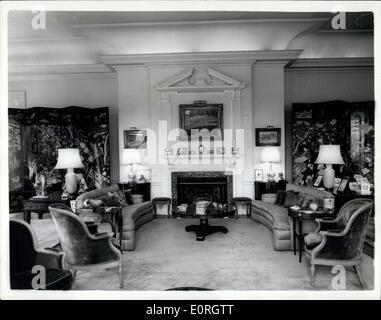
left=8, top=106, right=110, bottom=195
left=292, top=100, right=374, bottom=186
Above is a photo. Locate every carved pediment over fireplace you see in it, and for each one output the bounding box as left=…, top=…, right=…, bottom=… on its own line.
left=155, top=67, right=246, bottom=92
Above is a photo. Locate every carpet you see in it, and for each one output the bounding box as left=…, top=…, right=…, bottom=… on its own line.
left=57, top=218, right=374, bottom=291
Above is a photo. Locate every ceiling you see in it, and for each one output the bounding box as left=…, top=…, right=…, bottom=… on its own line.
left=7, top=11, right=374, bottom=72
left=8, top=11, right=336, bottom=39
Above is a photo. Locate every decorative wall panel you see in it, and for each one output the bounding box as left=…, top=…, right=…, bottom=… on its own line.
left=8, top=106, right=110, bottom=210
left=292, top=100, right=374, bottom=186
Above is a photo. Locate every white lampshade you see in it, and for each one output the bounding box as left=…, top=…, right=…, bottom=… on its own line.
left=54, top=148, right=84, bottom=169
left=315, top=145, right=345, bottom=165
left=260, top=147, right=281, bottom=163
left=122, top=149, right=142, bottom=165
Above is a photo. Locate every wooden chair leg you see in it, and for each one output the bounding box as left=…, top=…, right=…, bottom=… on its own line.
left=354, top=264, right=367, bottom=289
left=310, top=264, right=316, bottom=287
left=119, top=261, right=124, bottom=289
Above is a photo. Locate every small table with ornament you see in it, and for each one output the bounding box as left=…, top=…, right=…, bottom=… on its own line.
left=288, top=207, right=336, bottom=263
left=78, top=206, right=123, bottom=252
left=23, top=197, right=71, bottom=224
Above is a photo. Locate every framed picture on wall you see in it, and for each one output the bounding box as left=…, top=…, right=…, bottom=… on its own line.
left=254, top=169, right=263, bottom=181
left=255, top=127, right=281, bottom=146
left=124, top=129, right=147, bottom=149
left=179, top=101, right=223, bottom=141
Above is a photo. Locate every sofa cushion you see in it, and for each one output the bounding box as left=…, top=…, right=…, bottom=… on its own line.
left=76, top=185, right=119, bottom=209
left=286, top=184, right=333, bottom=207
left=124, top=189, right=133, bottom=205
left=251, top=200, right=290, bottom=230
left=283, top=191, right=304, bottom=208
left=103, top=190, right=128, bottom=208
left=275, top=190, right=287, bottom=205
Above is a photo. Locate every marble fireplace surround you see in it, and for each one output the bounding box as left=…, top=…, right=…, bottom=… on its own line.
left=171, top=171, right=233, bottom=208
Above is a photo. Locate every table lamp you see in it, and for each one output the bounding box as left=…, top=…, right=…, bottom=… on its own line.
left=54, top=148, right=85, bottom=195
left=122, top=149, right=142, bottom=183
left=260, top=147, right=281, bottom=181
left=315, top=144, right=345, bottom=190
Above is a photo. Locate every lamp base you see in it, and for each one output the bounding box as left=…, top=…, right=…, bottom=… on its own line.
left=323, top=164, right=335, bottom=190
left=64, top=169, right=79, bottom=195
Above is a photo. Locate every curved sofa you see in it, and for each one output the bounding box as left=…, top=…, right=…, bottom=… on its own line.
left=76, top=185, right=154, bottom=251
left=251, top=183, right=332, bottom=251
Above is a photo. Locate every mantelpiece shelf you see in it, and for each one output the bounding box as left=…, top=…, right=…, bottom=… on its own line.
left=165, top=154, right=240, bottom=160
left=164, top=154, right=241, bottom=167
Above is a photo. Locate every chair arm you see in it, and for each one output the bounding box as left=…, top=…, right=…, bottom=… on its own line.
left=315, top=217, right=336, bottom=224
left=36, top=249, right=64, bottom=269
left=43, top=247, right=61, bottom=253
left=325, top=229, right=344, bottom=234
left=320, top=230, right=346, bottom=237
left=315, top=218, right=338, bottom=232
left=90, top=232, right=110, bottom=240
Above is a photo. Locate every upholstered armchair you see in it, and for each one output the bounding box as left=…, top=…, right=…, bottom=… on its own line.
left=49, top=204, right=124, bottom=289
left=304, top=198, right=374, bottom=288
left=10, top=219, right=73, bottom=290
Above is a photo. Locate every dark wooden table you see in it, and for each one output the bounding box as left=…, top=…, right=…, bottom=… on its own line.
left=23, top=198, right=70, bottom=224
left=79, top=207, right=123, bottom=252
left=173, top=204, right=237, bottom=241
left=118, top=182, right=151, bottom=201
left=254, top=180, right=287, bottom=200
left=288, top=208, right=335, bottom=263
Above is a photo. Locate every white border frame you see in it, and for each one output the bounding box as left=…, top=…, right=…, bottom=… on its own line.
left=1, top=0, right=380, bottom=301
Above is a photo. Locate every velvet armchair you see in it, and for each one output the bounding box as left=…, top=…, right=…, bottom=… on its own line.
left=304, top=198, right=374, bottom=288
left=10, top=219, right=73, bottom=290
left=49, top=204, right=124, bottom=289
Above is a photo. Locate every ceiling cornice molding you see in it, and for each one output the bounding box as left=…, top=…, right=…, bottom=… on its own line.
left=8, top=64, right=113, bottom=77
left=287, top=58, right=374, bottom=69
left=71, top=18, right=328, bottom=29
left=9, top=73, right=117, bottom=82
left=8, top=36, right=86, bottom=43
left=100, top=50, right=303, bottom=67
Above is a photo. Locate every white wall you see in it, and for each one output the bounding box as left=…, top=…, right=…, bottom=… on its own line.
left=116, top=57, right=292, bottom=204
left=8, top=75, right=120, bottom=183
left=284, top=67, right=375, bottom=180
left=252, top=62, right=287, bottom=181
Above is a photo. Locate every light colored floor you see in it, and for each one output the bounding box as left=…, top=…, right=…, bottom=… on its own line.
left=29, top=216, right=374, bottom=291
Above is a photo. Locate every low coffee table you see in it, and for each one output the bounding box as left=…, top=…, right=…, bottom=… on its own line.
left=173, top=204, right=237, bottom=241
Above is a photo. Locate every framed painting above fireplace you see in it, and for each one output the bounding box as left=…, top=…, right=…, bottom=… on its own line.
left=179, top=100, right=223, bottom=141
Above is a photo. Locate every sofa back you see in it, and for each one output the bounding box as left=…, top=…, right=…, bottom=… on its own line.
left=286, top=183, right=333, bottom=207
left=76, top=184, right=119, bottom=209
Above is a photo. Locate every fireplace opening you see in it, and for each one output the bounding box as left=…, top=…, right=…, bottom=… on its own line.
left=172, top=171, right=233, bottom=207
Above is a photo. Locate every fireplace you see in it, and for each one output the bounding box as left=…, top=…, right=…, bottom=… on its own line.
left=171, top=171, right=233, bottom=207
